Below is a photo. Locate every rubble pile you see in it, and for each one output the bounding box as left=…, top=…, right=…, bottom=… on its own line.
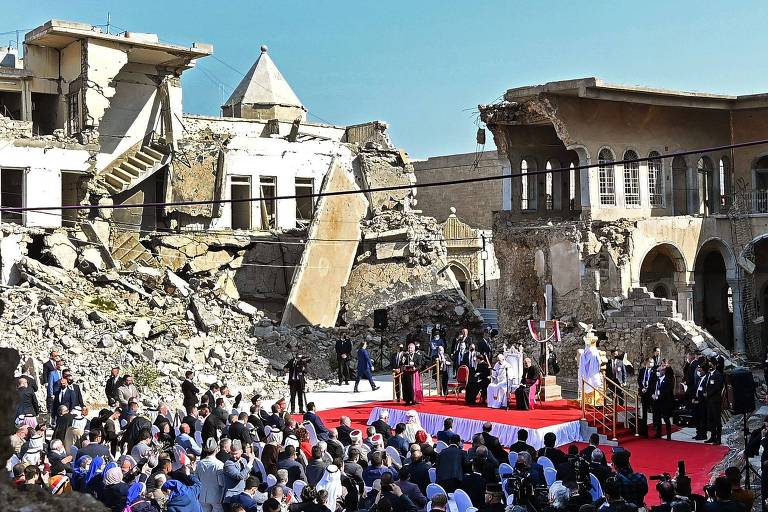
left=341, top=150, right=484, bottom=339
left=0, top=226, right=370, bottom=410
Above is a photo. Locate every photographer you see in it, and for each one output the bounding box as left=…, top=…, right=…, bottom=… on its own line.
left=505, top=451, right=547, bottom=510
left=611, top=451, right=648, bottom=509
left=703, top=477, right=745, bottom=512
left=651, top=481, right=685, bottom=512
left=601, top=478, right=638, bottom=512
left=284, top=354, right=311, bottom=414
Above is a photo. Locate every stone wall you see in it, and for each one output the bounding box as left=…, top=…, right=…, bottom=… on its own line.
left=412, top=151, right=503, bottom=230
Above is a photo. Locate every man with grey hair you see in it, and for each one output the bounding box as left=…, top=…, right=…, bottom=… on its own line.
left=548, top=482, right=571, bottom=510
left=371, top=409, right=392, bottom=440
left=512, top=451, right=545, bottom=488
left=197, top=437, right=225, bottom=512
left=589, top=448, right=612, bottom=487
left=337, top=416, right=353, bottom=445
left=223, top=439, right=252, bottom=509
left=274, top=468, right=290, bottom=495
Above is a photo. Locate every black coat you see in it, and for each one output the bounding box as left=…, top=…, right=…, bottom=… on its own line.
left=16, top=388, right=40, bottom=417
left=181, top=379, right=199, bottom=408
left=371, top=419, right=392, bottom=440
left=228, top=421, right=253, bottom=447
left=652, top=375, right=675, bottom=414
left=335, top=339, right=352, bottom=357
left=637, top=367, right=657, bottom=398
left=479, top=432, right=507, bottom=464
left=705, top=371, right=724, bottom=402
left=337, top=424, right=354, bottom=446
left=104, top=375, right=123, bottom=405
left=435, top=445, right=469, bottom=483
left=462, top=472, right=487, bottom=507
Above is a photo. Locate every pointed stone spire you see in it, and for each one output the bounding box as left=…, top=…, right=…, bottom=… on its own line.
left=222, top=45, right=307, bottom=122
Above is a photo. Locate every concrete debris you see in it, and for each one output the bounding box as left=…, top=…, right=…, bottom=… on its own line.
left=188, top=249, right=232, bottom=273
left=132, top=318, right=151, bottom=339
left=77, top=247, right=106, bottom=274
left=42, top=232, right=78, bottom=270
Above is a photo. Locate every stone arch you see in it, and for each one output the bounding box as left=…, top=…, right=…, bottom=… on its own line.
left=448, top=261, right=472, bottom=299
left=746, top=235, right=768, bottom=352
left=694, top=239, right=735, bottom=349
left=638, top=242, right=689, bottom=317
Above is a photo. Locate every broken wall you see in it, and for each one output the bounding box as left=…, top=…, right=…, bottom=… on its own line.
left=282, top=153, right=367, bottom=327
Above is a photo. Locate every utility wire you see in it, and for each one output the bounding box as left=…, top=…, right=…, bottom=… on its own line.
left=3, top=138, right=767, bottom=215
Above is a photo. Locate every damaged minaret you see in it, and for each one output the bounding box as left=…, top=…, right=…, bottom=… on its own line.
left=221, top=45, right=307, bottom=122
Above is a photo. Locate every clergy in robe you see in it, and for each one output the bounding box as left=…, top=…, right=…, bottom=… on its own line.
left=486, top=354, right=512, bottom=409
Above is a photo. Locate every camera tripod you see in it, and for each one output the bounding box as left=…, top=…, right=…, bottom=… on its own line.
left=740, top=413, right=761, bottom=490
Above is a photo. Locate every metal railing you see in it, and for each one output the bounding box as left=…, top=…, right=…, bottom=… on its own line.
left=581, top=374, right=640, bottom=441
left=392, top=358, right=443, bottom=402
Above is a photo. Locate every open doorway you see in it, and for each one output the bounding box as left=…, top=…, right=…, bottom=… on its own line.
left=295, top=177, right=314, bottom=227
left=61, top=171, right=84, bottom=227
left=672, top=156, right=688, bottom=215
left=1, top=168, right=24, bottom=224
left=694, top=244, right=732, bottom=349
left=259, top=176, right=277, bottom=229
left=230, top=176, right=252, bottom=230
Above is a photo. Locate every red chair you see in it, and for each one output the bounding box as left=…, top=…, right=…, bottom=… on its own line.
left=448, top=365, right=469, bottom=400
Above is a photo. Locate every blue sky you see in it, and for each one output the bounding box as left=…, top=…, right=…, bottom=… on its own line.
left=5, top=1, right=768, bottom=158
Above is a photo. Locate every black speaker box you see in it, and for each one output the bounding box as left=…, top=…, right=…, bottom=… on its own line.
left=726, top=367, right=756, bottom=415
left=373, top=309, right=388, bottom=330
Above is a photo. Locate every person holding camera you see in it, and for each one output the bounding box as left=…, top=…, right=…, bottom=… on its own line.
left=284, top=353, right=310, bottom=414
left=703, top=477, right=746, bottom=512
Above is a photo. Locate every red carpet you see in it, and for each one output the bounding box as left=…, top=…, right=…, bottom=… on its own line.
left=302, top=397, right=728, bottom=506
left=306, top=395, right=584, bottom=430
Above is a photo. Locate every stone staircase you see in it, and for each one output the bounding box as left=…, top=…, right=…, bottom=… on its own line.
left=110, top=231, right=158, bottom=270
left=100, top=144, right=170, bottom=195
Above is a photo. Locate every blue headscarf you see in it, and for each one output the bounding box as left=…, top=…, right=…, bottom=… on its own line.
left=85, top=456, right=104, bottom=485
left=127, top=482, right=146, bottom=504
left=162, top=479, right=194, bottom=501
left=71, top=455, right=91, bottom=492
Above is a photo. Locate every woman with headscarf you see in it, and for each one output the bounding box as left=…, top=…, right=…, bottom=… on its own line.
left=316, top=464, right=343, bottom=512
left=261, top=428, right=282, bottom=476
left=124, top=482, right=160, bottom=512
left=162, top=473, right=203, bottom=512
left=102, top=466, right=131, bottom=512
left=402, top=410, right=422, bottom=444
left=84, top=455, right=106, bottom=498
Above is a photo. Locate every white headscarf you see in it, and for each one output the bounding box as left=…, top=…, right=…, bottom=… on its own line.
left=316, top=464, right=342, bottom=511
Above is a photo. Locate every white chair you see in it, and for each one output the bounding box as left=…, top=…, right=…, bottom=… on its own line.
left=499, top=463, right=514, bottom=479
left=544, top=467, right=557, bottom=487
left=435, top=441, right=448, bottom=453
left=303, top=421, right=319, bottom=446
left=426, top=483, right=447, bottom=500
left=502, top=478, right=514, bottom=505
left=426, top=501, right=432, bottom=512
left=266, top=474, right=277, bottom=487
left=453, top=488, right=473, bottom=512
left=193, top=431, right=203, bottom=446
left=507, top=451, right=518, bottom=467
left=537, top=456, right=555, bottom=473
left=385, top=446, right=402, bottom=466
left=589, top=473, right=602, bottom=502
left=293, top=479, right=306, bottom=501
left=467, top=508, right=479, bottom=512
left=428, top=467, right=437, bottom=483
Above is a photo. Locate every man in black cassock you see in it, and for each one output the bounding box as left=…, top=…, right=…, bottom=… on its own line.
left=465, top=354, right=491, bottom=405
left=284, top=354, right=310, bottom=414
left=400, top=342, right=423, bottom=405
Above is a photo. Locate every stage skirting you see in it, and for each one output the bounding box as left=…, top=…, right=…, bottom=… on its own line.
left=366, top=406, right=582, bottom=449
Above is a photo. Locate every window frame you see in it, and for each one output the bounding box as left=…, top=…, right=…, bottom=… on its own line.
left=647, top=151, right=664, bottom=208
left=623, top=149, right=641, bottom=207
left=598, top=148, right=616, bottom=206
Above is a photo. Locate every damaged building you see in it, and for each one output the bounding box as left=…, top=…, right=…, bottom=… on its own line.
left=0, top=20, right=481, bottom=404
left=477, top=77, right=768, bottom=379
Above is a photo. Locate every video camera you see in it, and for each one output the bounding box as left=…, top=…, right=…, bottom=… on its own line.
left=502, top=465, right=548, bottom=510
left=650, top=461, right=692, bottom=497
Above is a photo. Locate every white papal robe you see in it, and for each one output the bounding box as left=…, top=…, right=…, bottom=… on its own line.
left=486, top=362, right=512, bottom=408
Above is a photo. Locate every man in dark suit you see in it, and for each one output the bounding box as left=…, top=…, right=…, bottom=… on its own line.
left=371, top=410, right=392, bottom=441
left=437, top=418, right=455, bottom=444
left=52, top=378, right=76, bottom=422
left=344, top=447, right=366, bottom=492
left=63, top=370, right=84, bottom=410
left=478, top=421, right=507, bottom=464
left=511, top=451, right=546, bottom=488
left=337, top=416, right=354, bottom=446
left=326, top=429, right=345, bottom=460
left=104, top=367, right=122, bottom=407
left=228, top=412, right=253, bottom=447
left=387, top=423, right=410, bottom=458
left=335, top=336, right=353, bottom=386
left=705, top=362, right=724, bottom=445
left=508, top=429, right=537, bottom=460
left=277, top=445, right=307, bottom=485
left=405, top=444, right=432, bottom=494
left=462, top=460, right=487, bottom=507
left=77, top=429, right=112, bottom=459
left=303, top=402, right=331, bottom=442
left=682, top=352, right=699, bottom=400
left=396, top=467, right=427, bottom=509
left=42, top=351, right=58, bottom=389
left=536, top=432, right=567, bottom=466
left=181, top=370, right=199, bottom=409
left=637, top=357, right=656, bottom=437
left=691, top=363, right=709, bottom=441
left=435, top=434, right=469, bottom=493
left=202, top=383, right=219, bottom=408
left=452, top=340, right=470, bottom=378
left=16, top=377, right=40, bottom=418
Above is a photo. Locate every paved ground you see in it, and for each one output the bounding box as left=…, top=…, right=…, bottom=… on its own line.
left=306, top=373, right=394, bottom=411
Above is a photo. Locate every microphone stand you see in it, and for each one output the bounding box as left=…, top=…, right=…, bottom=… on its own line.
left=504, top=365, right=510, bottom=411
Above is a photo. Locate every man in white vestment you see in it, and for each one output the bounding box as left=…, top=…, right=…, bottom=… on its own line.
left=486, top=354, right=512, bottom=409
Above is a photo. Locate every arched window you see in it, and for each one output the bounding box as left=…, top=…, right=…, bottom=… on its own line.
left=719, top=157, right=730, bottom=211
left=623, top=150, right=640, bottom=206
left=521, top=159, right=529, bottom=211
left=598, top=148, right=615, bottom=206
left=648, top=151, right=663, bottom=207
left=569, top=162, right=576, bottom=210
left=697, top=157, right=715, bottom=214
left=545, top=161, right=554, bottom=210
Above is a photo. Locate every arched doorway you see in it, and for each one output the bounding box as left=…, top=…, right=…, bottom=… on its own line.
left=639, top=244, right=686, bottom=306
left=449, top=262, right=471, bottom=299
left=694, top=243, right=733, bottom=349
left=672, top=156, right=688, bottom=215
